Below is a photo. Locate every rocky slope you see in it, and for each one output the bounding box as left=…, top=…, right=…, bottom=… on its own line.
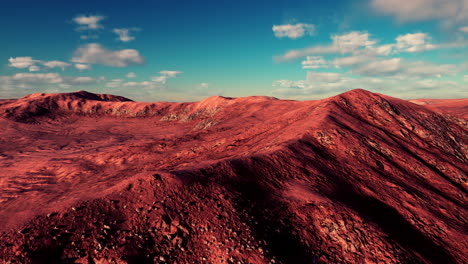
left=0, top=89, right=466, bottom=264
left=409, top=98, right=468, bottom=119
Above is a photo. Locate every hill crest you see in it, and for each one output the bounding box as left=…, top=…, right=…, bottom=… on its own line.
left=0, top=89, right=466, bottom=263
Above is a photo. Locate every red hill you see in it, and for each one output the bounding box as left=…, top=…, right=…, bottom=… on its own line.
left=0, top=89, right=466, bottom=263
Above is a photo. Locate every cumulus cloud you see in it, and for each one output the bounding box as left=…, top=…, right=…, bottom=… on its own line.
left=272, top=23, right=315, bottom=39
left=272, top=72, right=467, bottom=99
left=10, top=73, right=64, bottom=84
left=8, top=57, right=80, bottom=71
left=364, top=44, right=395, bottom=56
left=105, top=78, right=162, bottom=89
left=72, top=43, right=145, bottom=67
left=278, top=46, right=340, bottom=61
left=122, top=81, right=162, bottom=89
left=276, top=31, right=376, bottom=61
left=73, top=15, right=105, bottom=30
left=275, top=30, right=454, bottom=62
left=126, top=72, right=136, bottom=78
left=272, top=76, right=348, bottom=97
left=371, top=0, right=468, bottom=27
left=346, top=57, right=459, bottom=78
left=272, top=80, right=305, bottom=89
left=395, top=33, right=436, bottom=52
left=332, top=31, right=376, bottom=52
left=74, top=63, right=91, bottom=71
left=307, top=72, right=343, bottom=82
left=29, top=66, right=40, bottom=72
left=159, top=71, right=183, bottom=77
left=151, top=77, right=164, bottom=82
left=352, top=58, right=402, bottom=76
left=333, top=55, right=372, bottom=67
left=113, top=28, right=140, bottom=42
left=301, top=56, right=329, bottom=69
left=106, top=79, right=124, bottom=88
left=43, top=60, right=71, bottom=70
left=404, top=61, right=458, bottom=77
left=152, top=70, right=183, bottom=84
left=8, top=57, right=39, bottom=69
left=0, top=73, right=97, bottom=88
left=0, top=73, right=100, bottom=98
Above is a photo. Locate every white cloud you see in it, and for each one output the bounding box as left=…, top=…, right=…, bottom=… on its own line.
left=8, top=57, right=39, bottom=69
left=152, top=76, right=169, bottom=83
left=8, top=57, right=79, bottom=71
left=106, top=79, right=123, bottom=88
left=113, top=28, right=139, bottom=42
left=159, top=70, right=183, bottom=77
left=306, top=72, right=343, bottom=82
left=74, top=63, right=91, bottom=71
left=272, top=78, right=348, bottom=97
left=104, top=79, right=162, bottom=89
left=1, top=73, right=97, bottom=86
left=73, top=15, right=105, bottom=30
left=126, top=72, right=136, bottom=78
left=29, top=66, right=40, bottom=72
left=72, top=43, right=145, bottom=67
left=43, top=60, right=71, bottom=70
left=301, top=56, right=329, bottom=69
left=333, top=55, right=372, bottom=67
left=404, top=61, right=458, bottom=77
left=152, top=70, right=183, bottom=84
left=460, top=26, right=468, bottom=33
left=276, top=31, right=376, bottom=61
left=275, top=30, right=458, bottom=62
left=352, top=58, right=402, bottom=76
left=272, top=23, right=315, bottom=39
left=332, top=31, right=376, bottom=53
left=371, top=0, right=468, bottom=27
left=11, top=73, right=64, bottom=84
left=122, top=81, right=162, bottom=89
left=278, top=45, right=341, bottom=61
left=395, top=33, right=436, bottom=52
left=272, top=72, right=467, bottom=99
left=272, top=80, right=299, bottom=88
left=364, top=44, right=395, bottom=56
left=346, top=57, right=459, bottom=78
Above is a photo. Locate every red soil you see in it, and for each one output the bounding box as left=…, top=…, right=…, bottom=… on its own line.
left=409, top=98, right=468, bottom=119
left=0, top=89, right=466, bottom=264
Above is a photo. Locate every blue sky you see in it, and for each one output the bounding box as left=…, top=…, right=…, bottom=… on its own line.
left=1, top=0, right=467, bottom=101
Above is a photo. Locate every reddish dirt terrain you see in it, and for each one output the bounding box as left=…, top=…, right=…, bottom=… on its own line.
left=0, top=89, right=466, bottom=264
left=409, top=98, right=468, bottom=119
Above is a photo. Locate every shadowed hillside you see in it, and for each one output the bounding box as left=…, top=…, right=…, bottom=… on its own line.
left=0, top=89, right=466, bottom=264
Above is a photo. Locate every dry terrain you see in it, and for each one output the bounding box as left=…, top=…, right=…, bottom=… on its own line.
left=0, top=89, right=466, bottom=264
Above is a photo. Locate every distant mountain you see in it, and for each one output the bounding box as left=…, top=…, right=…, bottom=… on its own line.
left=0, top=89, right=466, bottom=264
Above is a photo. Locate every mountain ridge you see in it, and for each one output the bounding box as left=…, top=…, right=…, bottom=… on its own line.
left=0, top=89, right=466, bottom=263
left=1, top=89, right=466, bottom=123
